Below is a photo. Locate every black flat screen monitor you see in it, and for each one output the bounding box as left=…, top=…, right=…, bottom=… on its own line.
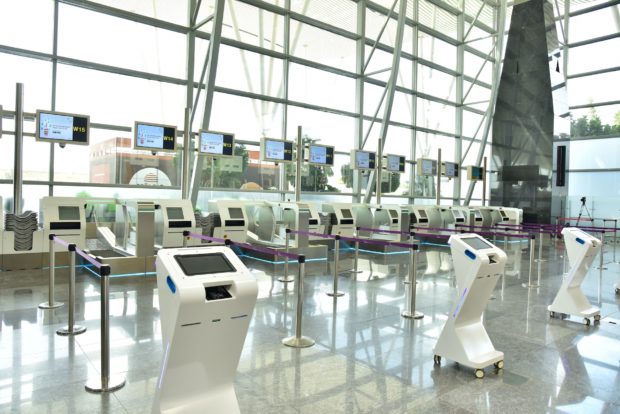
left=461, top=236, right=493, bottom=250
left=175, top=253, right=236, bottom=276
left=134, top=122, right=176, bottom=152
left=229, top=207, right=244, bottom=219
left=36, top=110, right=89, bottom=145
left=58, top=206, right=80, bottom=220
left=352, top=150, right=376, bottom=169
left=199, top=131, right=234, bottom=156
left=308, top=144, right=334, bottom=166
left=386, top=154, right=405, bottom=173
left=167, top=207, right=184, bottom=220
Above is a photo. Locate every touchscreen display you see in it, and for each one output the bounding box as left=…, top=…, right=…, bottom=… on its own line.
left=175, top=253, right=235, bottom=276
left=461, top=236, right=493, bottom=250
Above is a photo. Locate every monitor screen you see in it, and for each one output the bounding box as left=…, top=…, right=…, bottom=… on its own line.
left=58, top=206, right=80, bottom=221
left=135, top=122, right=176, bottom=152
left=228, top=207, right=244, bottom=219
left=418, top=210, right=427, bottom=218
left=352, top=150, right=376, bottom=169
left=389, top=210, right=398, bottom=219
left=308, top=144, right=334, bottom=166
left=452, top=210, right=463, bottom=219
left=175, top=253, right=236, bottom=276
left=341, top=209, right=352, bottom=219
left=474, top=210, right=482, bottom=218
left=262, top=138, right=293, bottom=162
left=386, top=154, right=405, bottom=173
left=461, top=236, right=493, bottom=250
left=199, top=131, right=234, bottom=156
left=444, top=162, right=459, bottom=178
left=499, top=210, right=507, bottom=218
left=422, top=159, right=436, bottom=175
left=37, top=111, right=89, bottom=145
left=469, top=166, right=484, bottom=180
left=167, top=207, right=184, bottom=220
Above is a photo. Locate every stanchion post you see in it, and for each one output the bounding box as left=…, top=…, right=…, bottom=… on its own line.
left=279, top=229, right=295, bottom=283
left=535, top=227, right=546, bottom=262
left=282, top=255, right=315, bottom=348
left=85, top=264, right=126, bottom=393
left=597, top=230, right=607, bottom=270
left=182, top=230, right=188, bottom=248
left=57, top=244, right=86, bottom=336
left=39, top=234, right=64, bottom=310
left=614, top=219, right=618, bottom=263
left=327, top=236, right=344, bottom=297
left=522, top=234, right=539, bottom=288
left=401, top=244, right=423, bottom=319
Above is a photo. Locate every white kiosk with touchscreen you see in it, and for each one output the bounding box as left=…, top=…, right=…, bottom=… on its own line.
left=433, top=234, right=506, bottom=378
left=153, top=246, right=258, bottom=414
left=40, top=197, right=86, bottom=249
left=548, top=228, right=601, bottom=326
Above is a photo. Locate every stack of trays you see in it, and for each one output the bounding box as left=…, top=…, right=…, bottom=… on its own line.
left=5, top=211, right=38, bottom=251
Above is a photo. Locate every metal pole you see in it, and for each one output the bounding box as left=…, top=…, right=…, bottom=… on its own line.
left=597, top=230, right=607, bottom=270
left=402, top=245, right=423, bottom=319
left=181, top=107, right=191, bottom=200
left=327, top=236, right=344, bottom=297
left=85, top=265, right=126, bottom=393
left=614, top=219, right=618, bottom=263
left=535, top=227, right=546, bottom=262
left=295, top=126, right=302, bottom=202
left=376, top=138, right=382, bottom=204
left=436, top=148, right=441, bottom=205
left=13, top=83, right=24, bottom=215
left=522, top=234, right=539, bottom=288
left=279, top=229, right=294, bottom=283
left=57, top=244, right=86, bottom=336
left=504, top=235, right=508, bottom=248
left=354, top=240, right=359, bottom=274
left=282, top=256, right=315, bottom=348
left=183, top=233, right=188, bottom=248
left=482, top=156, right=487, bottom=206
left=39, top=235, right=63, bottom=309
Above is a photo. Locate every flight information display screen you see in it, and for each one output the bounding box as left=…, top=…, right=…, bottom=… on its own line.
left=308, top=144, right=334, bottom=166
left=58, top=206, right=80, bottom=220
left=444, top=162, right=459, bottom=178
left=167, top=207, right=184, bottom=220
left=469, top=166, right=484, bottom=180
left=262, top=138, right=294, bottom=162
left=417, top=158, right=437, bottom=176
left=175, top=253, right=236, bottom=276
left=134, top=122, right=176, bottom=152
left=386, top=154, right=405, bottom=173
left=461, top=236, right=493, bottom=250
left=352, top=150, right=376, bottom=169
left=199, top=131, right=234, bottom=156
left=37, top=110, right=89, bottom=145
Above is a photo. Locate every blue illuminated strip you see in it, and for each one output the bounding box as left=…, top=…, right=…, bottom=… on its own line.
left=453, top=287, right=468, bottom=318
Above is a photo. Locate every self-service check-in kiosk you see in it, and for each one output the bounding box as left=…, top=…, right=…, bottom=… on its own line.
left=501, top=207, right=523, bottom=225
left=276, top=201, right=325, bottom=243
left=468, top=208, right=483, bottom=229
left=548, top=228, right=601, bottom=326
left=434, top=234, right=506, bottom=378
left=155, top=199, right=199, bottom=248
left=322, top=203, right=356, bottom=237
left=41, top=197, right=86, bottom=249
left=154, top=246, right=258, bottom=414
left=204, top=200, right=249, bottom=244
left=372, top=204, right=401, bottom=240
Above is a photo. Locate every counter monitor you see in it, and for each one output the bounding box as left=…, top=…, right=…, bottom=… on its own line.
left=134, top=121, right=177, bottom=153
left=36, top=110, right=89, bottom=146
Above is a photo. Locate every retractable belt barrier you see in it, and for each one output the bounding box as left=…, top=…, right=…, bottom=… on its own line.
left=39, top=234, right=125, bottom=393
left=183, top=231, right=314, bottom=348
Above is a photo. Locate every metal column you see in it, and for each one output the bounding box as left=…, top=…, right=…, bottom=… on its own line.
left=409, top=0, right=419, bottom=205
left=353, top=0, right=366, bottom=204
left=363, top=0, right=408, bottom=204
left=13, top=83, right=24, bottom=215
left=454, top=6, right=465, bottom=205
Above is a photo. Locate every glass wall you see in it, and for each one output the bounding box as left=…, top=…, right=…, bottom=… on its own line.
left=0, top=0, right=504, bottom=210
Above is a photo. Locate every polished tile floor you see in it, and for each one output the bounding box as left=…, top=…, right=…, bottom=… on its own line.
left=1, top=237, right=620, bottom=413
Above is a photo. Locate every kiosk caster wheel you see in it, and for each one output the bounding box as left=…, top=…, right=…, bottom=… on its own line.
left=494, top=360, right=504, bottom=369
left=615, top=288, right=620, bottom=295
left=583, top=318, right=591, bottom=326
left=475, top=369, right=485, bottom=379
left=433, top=355, right=441, bottom=365
left=594, top=314, right=601, bottom=323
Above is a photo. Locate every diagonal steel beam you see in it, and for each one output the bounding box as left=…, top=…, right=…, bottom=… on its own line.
left=363, top=0, right=408, bottom=204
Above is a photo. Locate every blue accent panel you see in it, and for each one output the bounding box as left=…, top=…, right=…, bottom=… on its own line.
left=576, top=237, right=585, bottom=245
left=465, top=250, right=476, bottom=260
left=166, top=276, right=176, bottom=294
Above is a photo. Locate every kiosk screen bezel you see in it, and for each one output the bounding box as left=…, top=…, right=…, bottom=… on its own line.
left=229, top=207, right=244, bottom=219
left=58, top=206, right=80, bottom=221
left=175, top=253, right=236, bottom=276
left=167, top=207, right=184, bottom=220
